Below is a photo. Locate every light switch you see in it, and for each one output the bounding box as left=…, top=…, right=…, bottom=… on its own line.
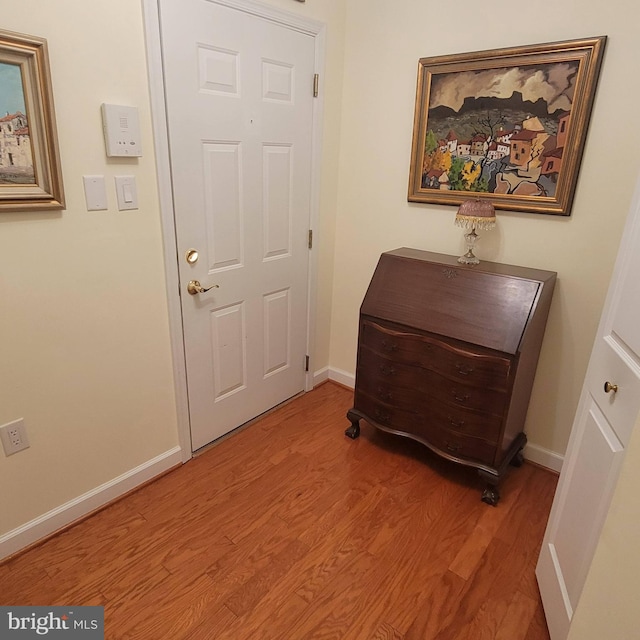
left=83, top=175, right=108, bottom=211
left=115, top=175, right=138, bottom=211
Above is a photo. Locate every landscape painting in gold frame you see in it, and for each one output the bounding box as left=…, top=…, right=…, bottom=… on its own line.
left=0, top=28, right=64, bottom=211
left=408, top=37, right=606, bottom=215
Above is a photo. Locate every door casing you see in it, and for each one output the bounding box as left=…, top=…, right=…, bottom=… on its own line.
left=142, top=0, right=326, bottom=461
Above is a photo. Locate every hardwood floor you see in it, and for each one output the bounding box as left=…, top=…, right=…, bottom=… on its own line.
left=1, top=382, right=557, bottom=639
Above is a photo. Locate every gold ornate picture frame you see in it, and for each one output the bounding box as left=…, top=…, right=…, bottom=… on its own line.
left=0, top=28, right=64, bottom=211
left=408, top=37, right=606, bottom=216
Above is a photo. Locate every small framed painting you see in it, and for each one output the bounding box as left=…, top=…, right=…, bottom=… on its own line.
left=0, top=28, right=64, bottom=211
left=408, top=37, right=606, bottom=215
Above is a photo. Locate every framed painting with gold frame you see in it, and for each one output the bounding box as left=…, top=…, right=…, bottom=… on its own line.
left=407, top=36, right=606, bottom=216
left=0, top=28, right=64, bottom=211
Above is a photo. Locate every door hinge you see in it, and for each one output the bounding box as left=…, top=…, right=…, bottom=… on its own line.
left=305, top=355, right=310, bottom=372
left=313, top=74, right=319, bottom=98
left=308, top=229, right=313, bottom=249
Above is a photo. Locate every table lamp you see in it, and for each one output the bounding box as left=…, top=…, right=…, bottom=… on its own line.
left=455, top=198, right=496, bottom=264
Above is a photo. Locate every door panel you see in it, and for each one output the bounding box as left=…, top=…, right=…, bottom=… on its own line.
left=611, top=230, right=640, bottom=356
left=263, top=145, right=293, bottom=259
left=536, top=175, right=640, bottom=639
left=203, top=142, right=243, bottom=271
left=550, top=401, right=623, bottom=613
left=589, top=336, right=640, bottom=447
left=159, top=0, right=315, bottom=450
left=210, top=303, right=246, bottom=400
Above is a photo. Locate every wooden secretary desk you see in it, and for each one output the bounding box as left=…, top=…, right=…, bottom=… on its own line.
left=346, top=248, right=556, bottom=505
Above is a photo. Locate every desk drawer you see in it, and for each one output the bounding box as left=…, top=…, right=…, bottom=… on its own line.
left=356, top=371, right=502, bottom=441
left=360, top=320, right=512, bottom=392
left=357, top=346, right=508, bottom=417
left=354, top=391, right=497, bottom=466
left=354, top=392, right=417, bottom=433
left=414, top=421, right=497, bottom=467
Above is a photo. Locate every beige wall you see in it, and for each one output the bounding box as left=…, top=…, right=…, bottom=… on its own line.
left=566, top=410, right=640, bottom=638
left=0, top=1, right=181, bottom=535
left=0, top=0, right=347, bottom=545
left=329, top=0, right=640, bottom=457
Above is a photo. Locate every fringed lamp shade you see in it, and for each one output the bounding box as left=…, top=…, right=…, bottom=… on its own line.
left=454, top=198, right=496, bottom=231
left=455, top=198, right=496, bottom=265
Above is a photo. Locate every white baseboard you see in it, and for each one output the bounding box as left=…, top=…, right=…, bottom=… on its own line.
left=312, top=365, right=330, bottom=387
left=326, top=367, right=355, bottom=389
left=319, top=366, right=563, bottom=472
left=523, top=442, right=564, bottom=473
left=313, top=365, right=355, bottom=388
left=0, top=446, right=183, bottom=561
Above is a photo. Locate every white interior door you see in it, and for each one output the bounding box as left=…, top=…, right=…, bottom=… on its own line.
left=159, top=0, right=316, bottom=450
left=536, top=176, right=640, bottom=639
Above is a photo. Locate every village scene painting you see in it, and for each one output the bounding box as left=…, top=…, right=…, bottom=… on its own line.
left=0, top=61, right=35, bottom=185
left=419, top=60, right=579, bottom=200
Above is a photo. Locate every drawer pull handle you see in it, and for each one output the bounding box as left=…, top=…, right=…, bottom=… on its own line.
left=448, top=417, right=465, bottom=428
left=379, top=365, right=396, bottom=376
left=445, top=441, right=461, bottom=453
left=381, top=340, right=398, bottom=352
left=455, top=364, right=474, bottom=376
left=453, top=392, right=470, bottom=403
left=377, top=388, right=393, bottom=401
left=604, top=381, right=618, bottom=394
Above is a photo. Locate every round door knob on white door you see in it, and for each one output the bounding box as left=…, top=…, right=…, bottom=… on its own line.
left=187, top=280, right=219, bottom=295
left=603, top=381, right=619, bottom=394
left=185, top=249, right=199, bottom=264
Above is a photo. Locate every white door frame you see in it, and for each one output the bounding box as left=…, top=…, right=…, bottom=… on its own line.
left=142, top=0, right=326, bottom=462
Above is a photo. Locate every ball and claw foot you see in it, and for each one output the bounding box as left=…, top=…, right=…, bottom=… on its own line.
left=510, top=449, right=525, bottom=467
left=481, top=486, right=500, bottom=507
left=345, top=422, right=360, bottom=439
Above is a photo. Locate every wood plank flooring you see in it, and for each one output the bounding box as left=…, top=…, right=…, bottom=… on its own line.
left=0, top=382, right=557, bottom=639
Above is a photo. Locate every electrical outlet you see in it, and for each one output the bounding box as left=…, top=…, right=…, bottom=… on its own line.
left=0, top=418, right=30, bottom=456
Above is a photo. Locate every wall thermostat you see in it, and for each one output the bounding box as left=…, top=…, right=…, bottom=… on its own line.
left=101, top=103, right=142, bottom=157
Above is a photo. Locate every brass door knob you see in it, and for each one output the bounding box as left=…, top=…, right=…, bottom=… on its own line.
left=185, top=249, right=199, bottom=264
left=603, top=381, right=618, bottom=394
left=187, top=280, right=219, bottom=295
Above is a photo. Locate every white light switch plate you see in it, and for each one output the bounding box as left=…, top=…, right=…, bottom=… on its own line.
left=83, top=175, right=108, bottom=211
left=114, top=175, right=138, bottom=210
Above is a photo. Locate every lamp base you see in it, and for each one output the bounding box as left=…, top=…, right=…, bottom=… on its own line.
left=458, top=228, right=480, bottom=265
left=458, top=250, right=480, bottom=265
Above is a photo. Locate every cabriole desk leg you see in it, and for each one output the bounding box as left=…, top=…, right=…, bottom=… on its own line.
left=345, top=410, right=361, bottom=439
